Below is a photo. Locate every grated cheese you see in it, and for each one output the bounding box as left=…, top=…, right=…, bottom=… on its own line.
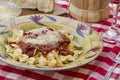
left=23, top=27, right=62, bottom=45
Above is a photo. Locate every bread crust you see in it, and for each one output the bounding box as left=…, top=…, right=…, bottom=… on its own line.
left=36, top=0, right=55, bottom=13
left=9, top=0, right=55, bottom=13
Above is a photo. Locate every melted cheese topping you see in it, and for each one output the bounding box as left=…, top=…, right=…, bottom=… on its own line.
left=23, top=27, right=62, bottom=45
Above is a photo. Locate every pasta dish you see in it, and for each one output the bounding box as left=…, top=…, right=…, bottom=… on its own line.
left=5, top=27, right=83, bottom=67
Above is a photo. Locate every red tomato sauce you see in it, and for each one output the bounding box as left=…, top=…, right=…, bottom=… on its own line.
left=18, top=31, right=74, bottom=57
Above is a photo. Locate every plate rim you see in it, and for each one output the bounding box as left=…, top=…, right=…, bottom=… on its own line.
left=0, top=14, right=103, bottom=71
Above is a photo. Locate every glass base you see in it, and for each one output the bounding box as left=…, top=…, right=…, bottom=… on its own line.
left=100, top=29, right=120, bottom=43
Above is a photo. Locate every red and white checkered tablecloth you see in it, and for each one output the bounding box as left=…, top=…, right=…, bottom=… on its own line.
left=0, top=0, right=120, bottom=80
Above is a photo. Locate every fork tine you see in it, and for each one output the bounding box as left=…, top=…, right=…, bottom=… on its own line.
left=8, top=1, right=18, bottom=9
left=103, top=63, right=118, bottom=80
left=8, top=2, right=36, bottom=9
left=117, top=52, right=120, bottom=58
left=103, top=52, right=120, bottom=80
left=115, top=52, right=120, bottom=61
left=117, top=76, right=120, bottom=80
left=13, top=4, right=18, bottom=8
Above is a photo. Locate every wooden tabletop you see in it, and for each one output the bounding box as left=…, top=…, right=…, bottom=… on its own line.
left=20, top=5, right=67, bottom=16
left=20, top=9, right=41, bottom=16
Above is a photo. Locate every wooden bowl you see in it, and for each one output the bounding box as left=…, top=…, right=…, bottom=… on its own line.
left=68, top=2, right=110, bottom=22
left=70, top=0, right=111, bottom=10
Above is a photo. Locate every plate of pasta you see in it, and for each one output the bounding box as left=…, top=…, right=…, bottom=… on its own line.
left=0, top=14, right=103, bottom=70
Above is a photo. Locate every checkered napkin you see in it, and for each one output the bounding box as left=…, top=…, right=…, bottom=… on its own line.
left=0, top=0, right=120, bottom=80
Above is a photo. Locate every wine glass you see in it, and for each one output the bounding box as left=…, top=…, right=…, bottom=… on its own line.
left=101, top=0, right=120, bottom=42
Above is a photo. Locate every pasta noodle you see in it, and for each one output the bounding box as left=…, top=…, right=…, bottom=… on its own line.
left=4, top=27, right=83, bottom=67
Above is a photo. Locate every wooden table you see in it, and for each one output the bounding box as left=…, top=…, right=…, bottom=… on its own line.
left=20, top=4, right=67, bottom=16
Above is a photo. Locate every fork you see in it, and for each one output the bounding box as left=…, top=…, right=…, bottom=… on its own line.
left=103, top=52, right=120, bottom=80
left=8, top=2, right=36, bottom=9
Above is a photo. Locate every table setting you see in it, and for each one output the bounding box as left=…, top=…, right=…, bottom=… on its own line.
left=0, top=0, right=120, bottom=80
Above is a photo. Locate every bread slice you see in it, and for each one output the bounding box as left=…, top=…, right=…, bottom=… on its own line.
left=9, top=0, right=55, bottom=13
left=36, top=0, right=55, bottom=13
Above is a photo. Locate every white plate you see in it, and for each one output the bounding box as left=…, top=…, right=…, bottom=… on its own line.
left=0, top=1, right=22, bottom=21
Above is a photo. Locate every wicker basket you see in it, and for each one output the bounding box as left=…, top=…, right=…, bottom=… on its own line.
left=68, top=0, right=111, bottom=22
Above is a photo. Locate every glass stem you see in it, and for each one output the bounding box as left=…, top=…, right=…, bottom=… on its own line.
left=115, top=4, right=119, bottom=25
left=112, top=4, right=120, bottom=27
